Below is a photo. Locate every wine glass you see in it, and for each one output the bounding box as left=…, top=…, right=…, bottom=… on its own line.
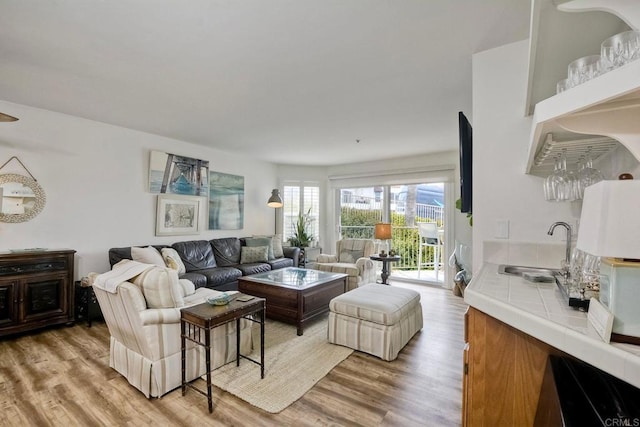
left=547, top=150, right=572, bottom=201
left=578, top=150, right=604, bottom=199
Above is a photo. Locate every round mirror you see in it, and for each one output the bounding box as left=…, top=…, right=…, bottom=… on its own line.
left=0, top=173, right=46, bottom=223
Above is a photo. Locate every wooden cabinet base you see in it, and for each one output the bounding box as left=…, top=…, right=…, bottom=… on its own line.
left=0, top=250, right=76, bottom=337
left=463, top=307, right=560, bottom=426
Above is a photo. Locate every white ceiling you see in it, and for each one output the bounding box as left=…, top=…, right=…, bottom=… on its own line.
left=0, top=0, right=531, bottom=166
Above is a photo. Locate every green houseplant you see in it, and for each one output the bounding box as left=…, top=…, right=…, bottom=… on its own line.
left=288, top=208, right=315, bottom=247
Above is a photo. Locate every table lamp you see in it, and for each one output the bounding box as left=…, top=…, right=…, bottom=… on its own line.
left=374, top=223, right=392, bottom=256
left=576, top=178, right=640, bottom=342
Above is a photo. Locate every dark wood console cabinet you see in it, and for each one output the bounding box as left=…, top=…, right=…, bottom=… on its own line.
left=0, top=249, right=76, bottom=337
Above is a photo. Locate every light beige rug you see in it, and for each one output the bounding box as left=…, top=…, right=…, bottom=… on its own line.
left=208, top=316, right=353, bottom=413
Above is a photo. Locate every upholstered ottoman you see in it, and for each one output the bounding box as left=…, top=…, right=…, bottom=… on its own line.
left=328, top=284, right=423, bottom=361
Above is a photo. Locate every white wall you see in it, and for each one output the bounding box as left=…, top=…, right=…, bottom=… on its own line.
left=472, top=40, right=576, bottom=273
left=0, top=101, right=279, bottom=277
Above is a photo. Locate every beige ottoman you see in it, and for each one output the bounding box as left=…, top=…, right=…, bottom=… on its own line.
left=328, top=284, right=423, bottom=361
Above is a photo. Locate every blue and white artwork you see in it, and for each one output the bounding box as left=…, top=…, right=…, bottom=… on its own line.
left=149, top=150, right=209, bottom=196
left=209, top=172, right=244, bottom=230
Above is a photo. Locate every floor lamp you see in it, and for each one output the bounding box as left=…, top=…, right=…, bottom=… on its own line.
left=267, top=189, right=283, bottom=234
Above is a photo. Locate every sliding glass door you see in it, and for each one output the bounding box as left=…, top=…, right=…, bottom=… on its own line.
left=337, top=183, right=446, bottom=284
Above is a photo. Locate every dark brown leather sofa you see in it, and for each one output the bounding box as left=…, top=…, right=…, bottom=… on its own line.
left=108, top=237, right=300, bottom=291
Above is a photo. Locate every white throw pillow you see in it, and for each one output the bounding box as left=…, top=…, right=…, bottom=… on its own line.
left=132, top=266, right=184, bottom=308
left=161, top=247, right=187, bottom=274
left=272, top=234, right=285, bottom=259
left=131, top=246, right=165, bottom=267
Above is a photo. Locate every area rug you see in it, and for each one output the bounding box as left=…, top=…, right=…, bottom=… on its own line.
left=208, top=316, right=353, bottom=413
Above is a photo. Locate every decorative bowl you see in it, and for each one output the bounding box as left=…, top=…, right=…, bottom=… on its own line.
left=207, top=293, right=231, bottom=306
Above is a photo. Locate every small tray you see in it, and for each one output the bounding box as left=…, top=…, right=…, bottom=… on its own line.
left=207, top=293, right=231, bottom=306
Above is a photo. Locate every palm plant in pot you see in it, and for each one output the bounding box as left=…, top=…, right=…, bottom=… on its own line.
left=288, top=208, right=315, bottom=248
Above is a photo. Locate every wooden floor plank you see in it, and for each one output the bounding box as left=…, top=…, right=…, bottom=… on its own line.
left=0, top=282, right=467, bottom=426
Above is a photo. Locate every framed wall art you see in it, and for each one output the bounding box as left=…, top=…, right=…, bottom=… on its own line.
left=208, top=172, right=244, bottom=230
left=149, top=150, right=209, bottom=197
left=156, top=194, right=204, bottom=236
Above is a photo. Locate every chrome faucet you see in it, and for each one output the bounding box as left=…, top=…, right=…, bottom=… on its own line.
left=547, top=221, right=572, bottom=271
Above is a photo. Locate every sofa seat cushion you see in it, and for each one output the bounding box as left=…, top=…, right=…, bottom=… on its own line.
left=235, top=262, right=271, bottom=276
left=196, top=267, right=242, bottom=287
left=172, top=240, right=217, bottom=271
left=268, top=257, right=293, bottom=270
left=329, top=284, right=421, bottom=326
left=179, top=272, right=207, bottom=289
left=211, top=238, right=242, bottom=267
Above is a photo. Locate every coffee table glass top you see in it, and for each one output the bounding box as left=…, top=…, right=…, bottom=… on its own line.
left=242, top=267, right=346, bottom=289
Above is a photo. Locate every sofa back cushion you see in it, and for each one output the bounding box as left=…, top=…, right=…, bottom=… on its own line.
left=210, top=238, right=241, bottom=266
left=337, top=239, right=375, bottom=263
left=171, top=240, right=217, bottom=272
left=132, top=266, right=184, bottom=308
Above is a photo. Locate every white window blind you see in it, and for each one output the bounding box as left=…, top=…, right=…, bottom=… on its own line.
left=283, top=183, right=320, bottom=243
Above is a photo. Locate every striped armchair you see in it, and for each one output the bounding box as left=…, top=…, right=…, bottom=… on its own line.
left=314, top=239, right=377, bottom=291
left=92, top=268, right=253, bottom=398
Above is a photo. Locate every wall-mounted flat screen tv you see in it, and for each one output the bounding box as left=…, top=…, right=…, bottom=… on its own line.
left=459, top=111, right=472, bottom=214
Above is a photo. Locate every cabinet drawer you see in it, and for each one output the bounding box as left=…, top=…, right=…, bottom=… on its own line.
left=0, top=259, right=68, bottom=276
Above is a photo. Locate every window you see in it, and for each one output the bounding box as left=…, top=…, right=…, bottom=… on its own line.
left=283, top=183, right=320, bottom=244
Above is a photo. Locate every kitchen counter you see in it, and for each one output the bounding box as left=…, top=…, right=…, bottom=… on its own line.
left=465, top=263, right=640, bottom=389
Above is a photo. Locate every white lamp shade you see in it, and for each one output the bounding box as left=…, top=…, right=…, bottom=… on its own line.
left=576, top=180, right=640, bottom=259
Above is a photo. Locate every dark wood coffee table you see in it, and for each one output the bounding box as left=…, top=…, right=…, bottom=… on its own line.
left=238, top=267, right=347, bottom=336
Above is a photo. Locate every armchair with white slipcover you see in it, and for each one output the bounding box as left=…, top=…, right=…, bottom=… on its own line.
left=313, top=239, right=377, bottom=290
left=91, top=261, right=253, bottom=398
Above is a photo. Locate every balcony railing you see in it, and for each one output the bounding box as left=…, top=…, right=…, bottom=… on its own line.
left=339, top=223, right=442, bottom=272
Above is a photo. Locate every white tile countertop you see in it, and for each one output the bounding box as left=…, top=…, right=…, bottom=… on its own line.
left=465, top=262, right=640, bottom=389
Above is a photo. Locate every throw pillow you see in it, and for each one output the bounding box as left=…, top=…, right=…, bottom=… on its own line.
left=246, top=237, right=274, bottom=260
left=131, top=246, right=165, bottom=267
left=240, top=246, right=269, bottom=264
left=161, top=247, right=186, bottom=274
left=254, top=234, right=284, bottom=259
left=272, top=234, right=284, bottom=258
left=132, top=266, right=184, bottom=308
left=339, top=249, right=365, bottom=263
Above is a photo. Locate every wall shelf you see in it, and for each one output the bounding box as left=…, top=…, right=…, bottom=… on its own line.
left=526, top=0, right=640, bottom=176
left=558, top=0, right=640, bottom=31
left=527, top=57, right=640, bottom=175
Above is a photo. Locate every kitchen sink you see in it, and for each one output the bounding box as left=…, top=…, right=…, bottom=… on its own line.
left=497, top=264, right=560, bottom=277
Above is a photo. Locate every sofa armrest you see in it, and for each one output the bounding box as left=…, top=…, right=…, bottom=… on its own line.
left=283, top=246, right=301, bottom=267
left=139, top=308, right=182, bottom=325
left=317, top=254, right=338, bottom=263
left=355, top=257, right=374, bottom=273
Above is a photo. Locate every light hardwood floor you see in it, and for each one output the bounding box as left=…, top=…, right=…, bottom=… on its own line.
left=0, top=282, right=468, bottom=427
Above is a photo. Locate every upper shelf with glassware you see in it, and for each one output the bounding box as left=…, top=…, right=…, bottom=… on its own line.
left=525, top=0, right=640, bottom=177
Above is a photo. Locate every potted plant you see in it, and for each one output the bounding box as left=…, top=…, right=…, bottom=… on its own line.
left=288, top=208, right=315, bottom=248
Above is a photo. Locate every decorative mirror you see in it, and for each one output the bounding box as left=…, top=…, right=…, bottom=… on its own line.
left=0, top=173, right=46, bottom=223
